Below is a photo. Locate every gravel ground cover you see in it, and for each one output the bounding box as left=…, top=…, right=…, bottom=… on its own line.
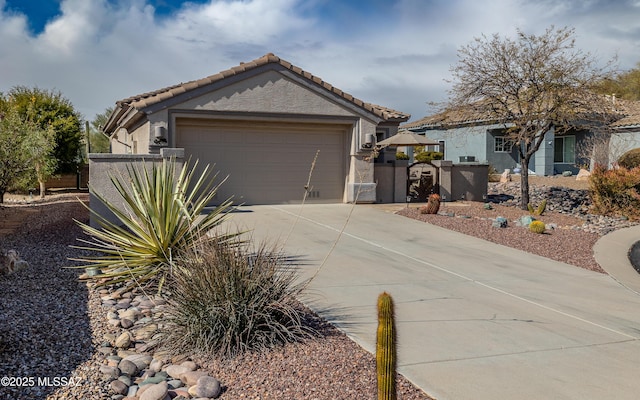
left=0, top=193, right=432, bottom=400
left=0, top=178, right=635, bottom=399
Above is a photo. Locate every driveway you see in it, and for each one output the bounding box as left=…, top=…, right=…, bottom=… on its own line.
left=221, top=204, right=640, bottom=400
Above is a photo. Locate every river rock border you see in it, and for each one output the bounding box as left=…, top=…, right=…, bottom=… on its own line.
left=94, top=285, right=222, bottom=400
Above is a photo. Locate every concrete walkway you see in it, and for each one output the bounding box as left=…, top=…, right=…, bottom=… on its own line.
left=222, top=204, right=640, bottom=400
left=594, top=224, right=640, bottom=295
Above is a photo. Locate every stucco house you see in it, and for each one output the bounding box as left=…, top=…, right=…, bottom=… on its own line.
left=103, top=53, right=410, bottom=205
left=402, top=99, right=640, bottom=175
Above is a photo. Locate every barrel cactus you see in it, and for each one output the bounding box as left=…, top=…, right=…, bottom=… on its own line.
left=376, top=292, right=397, bottom=400
left=529, top=220, right=546, bottom=234
left=423, top=193, right=441, bottom=214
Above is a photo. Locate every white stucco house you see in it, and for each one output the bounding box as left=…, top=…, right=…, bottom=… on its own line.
left=102, top=53, right=410, bottom=205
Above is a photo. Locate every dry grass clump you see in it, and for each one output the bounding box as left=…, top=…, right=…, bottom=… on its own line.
left=161, top=239, right=313, bottom=359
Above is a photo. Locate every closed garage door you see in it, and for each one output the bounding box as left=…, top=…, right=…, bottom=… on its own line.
left=176, top=118, right=349, bottom=205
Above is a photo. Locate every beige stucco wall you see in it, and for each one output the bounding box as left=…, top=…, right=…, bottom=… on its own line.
left=109, top=68, right=391, bottom=204
left=182, top=71, right=356, bottom=117
left=88, top=148, right=185, bottom=228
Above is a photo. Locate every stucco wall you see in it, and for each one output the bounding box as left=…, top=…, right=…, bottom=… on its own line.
left=433, top=160, right=488, bottom=202
left=180, top=70, right=355, bottom=117
left=609, top=129, right=640, bottom=167
left=88, top=148, right=185, bottom=228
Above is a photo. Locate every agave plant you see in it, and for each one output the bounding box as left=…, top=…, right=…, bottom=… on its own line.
left=71, top=157, right=235, bottom=290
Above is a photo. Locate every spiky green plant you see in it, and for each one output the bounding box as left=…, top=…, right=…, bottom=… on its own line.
left=527, top=199, right=547, bottom=216
left=70, top=157, right=235, bottom=289
left=376, top=292, right=397, bottom=400
left=161, top=238, right=312, bottom=358
left=529, top=220, right=546, bottom=234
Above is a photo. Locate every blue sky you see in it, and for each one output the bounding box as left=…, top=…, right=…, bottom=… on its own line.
left=1, top=0, right=639, bottom=122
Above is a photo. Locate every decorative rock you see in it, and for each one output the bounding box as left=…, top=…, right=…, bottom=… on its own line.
left=149, top=358, right=164, bottom=373
left=124, top=354, right=153, bottom=370
left=500, top=169, right=511, bottom=183
left=98, top=346, right=114, bottom=356
left=118, top=359, right=139, bottom=377
left=188, top=385, right=200, bottom=397
left=139, top=381, right=169, bottom=400
left=576, top=168, right=591, bottom=181
left=115, top=332, right=132, bottom=349
left=118, top=375, right=133, bottom=387
left=140, top=371, right=168, bottom=386
left=167, top=379, right=184, bottom=389
left=519, top=215, right=535, bottom=227
left=180, top=360, right=198, bottom=371
left=120, top=318, right=134, bottom=329
left=109, top=379, right=129, bottom=395
left=492, top=217, right=508, bottom=228
left=108, top=319, right=122, bottom=327
left=195, top=375, right=222, bottom=398
left=170, top=389, right=190, bottom=399
left=127, top=385, right=139, bottom=398
left=120, top=308, right=141, bottom=321
left=181, top=370, right=209, bottom=386
left=117, top=350, right=139, bottom=358
left=166, top=365, right=192, bottom=380
left=134, top=324, right=158, bottom=340
left=99, top=365, right=120, bottom=380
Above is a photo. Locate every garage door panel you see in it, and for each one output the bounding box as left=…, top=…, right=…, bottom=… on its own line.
left=176, top=119, right=348, bottom=205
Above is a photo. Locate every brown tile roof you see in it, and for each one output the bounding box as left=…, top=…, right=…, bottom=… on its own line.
left=115, top=53, right=410, bottom=122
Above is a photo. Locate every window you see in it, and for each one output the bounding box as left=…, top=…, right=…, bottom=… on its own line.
left=494, top=136, right=512, bottom=153
left=554, top=136, right=575, bottom=163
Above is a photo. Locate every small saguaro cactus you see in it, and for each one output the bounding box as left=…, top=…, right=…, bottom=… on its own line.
left=376, top=292, right=397, bottom=400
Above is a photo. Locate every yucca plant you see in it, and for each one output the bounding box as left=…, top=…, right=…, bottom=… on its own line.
left=161, top=238, right=313, bottom=358
left=70, top=157, right=235, bottom=290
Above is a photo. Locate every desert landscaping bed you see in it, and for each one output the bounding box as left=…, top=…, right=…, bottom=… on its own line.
left=0, top=177, right=636, bottom=399
left=0, top=193, right=431, bottom=400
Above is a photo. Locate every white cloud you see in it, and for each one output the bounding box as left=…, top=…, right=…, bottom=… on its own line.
left=0, top=0, right=638, bottom=122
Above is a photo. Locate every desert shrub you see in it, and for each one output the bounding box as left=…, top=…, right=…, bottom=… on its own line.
left=395, top=152, right=409, bottom=160
left=589, top=165, right=640, bottom=220
left=414, top=151, right=443, bottom=163
left=618, top=148, right=640, bottom=169
left=71, top=157, right=235, bottom=289
left=161, top=239, right=313, bottom=358
left=529, top=220, right=546, bottom=234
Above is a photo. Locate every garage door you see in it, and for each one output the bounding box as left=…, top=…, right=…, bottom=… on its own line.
left=176, top=118, right=349, bottom=205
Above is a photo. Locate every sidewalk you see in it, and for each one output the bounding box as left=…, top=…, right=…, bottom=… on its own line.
left=594, top=224, right=640, bottom=294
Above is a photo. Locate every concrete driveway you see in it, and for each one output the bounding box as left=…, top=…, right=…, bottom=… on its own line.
left=221, top=204, right=640, bottom=400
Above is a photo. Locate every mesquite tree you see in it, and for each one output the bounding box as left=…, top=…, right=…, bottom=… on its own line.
left=447, top=26, right=616, bottom=208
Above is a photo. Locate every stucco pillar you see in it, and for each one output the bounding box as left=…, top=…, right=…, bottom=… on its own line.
left=432, top=160, right=453, bottom=202
left=347, top=153, right=376, bottom=203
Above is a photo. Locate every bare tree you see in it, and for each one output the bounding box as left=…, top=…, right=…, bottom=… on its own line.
left=446, top=26, right=616, bottom=208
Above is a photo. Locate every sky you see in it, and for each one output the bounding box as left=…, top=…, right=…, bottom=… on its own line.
left=1, top=0, right=639, bottom=123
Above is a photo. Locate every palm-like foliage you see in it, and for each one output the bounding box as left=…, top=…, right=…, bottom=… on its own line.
left=71, top=157, right=234, bottom=289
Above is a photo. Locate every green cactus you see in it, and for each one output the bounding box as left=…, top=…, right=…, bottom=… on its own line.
left=527, top=199, right=547, bottom=216
left=376, top=292, right=397, bottom=400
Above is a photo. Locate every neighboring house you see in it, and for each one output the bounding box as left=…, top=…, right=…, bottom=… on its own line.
left=103, top=53, right=409, bottom=204
left=609, top=101, right=640, bottom=165
left=402, top=99, right=640, bottom=175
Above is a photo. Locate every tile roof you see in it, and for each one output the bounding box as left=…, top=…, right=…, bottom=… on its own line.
left=115, top=53, right=410, bottom=122
left=403, top=98, right=640, bottom=131
left=611, top=99, right=640, bottom=128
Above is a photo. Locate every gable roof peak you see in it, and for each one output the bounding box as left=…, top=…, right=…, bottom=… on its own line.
left=107, top=53, right=409, bottom=132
